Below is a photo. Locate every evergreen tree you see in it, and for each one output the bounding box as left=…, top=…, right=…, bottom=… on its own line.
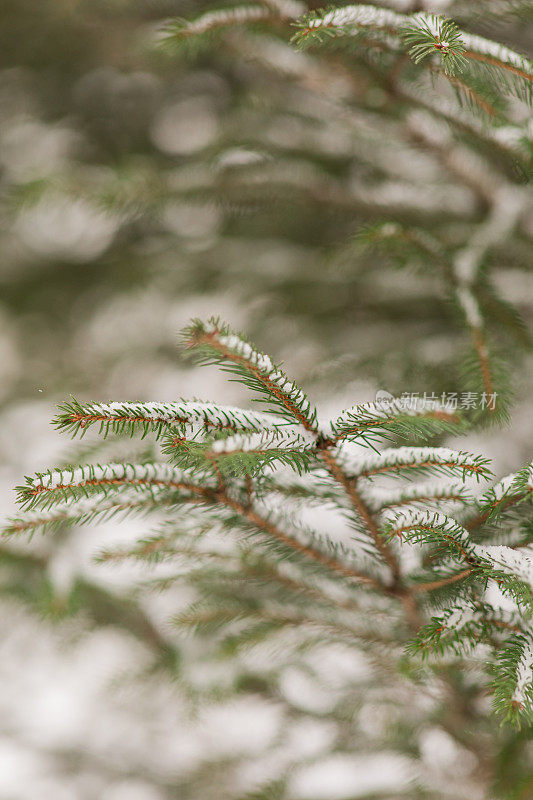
left=2, top=2, right=533, bottom=798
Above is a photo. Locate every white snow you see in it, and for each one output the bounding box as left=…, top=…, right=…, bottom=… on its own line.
left=473, top=544, right=533, bottom=588
left=182, top=7, right=272, bottom=37
left=455, top=287, right=482, bottom=328
left=460, top=32, right=532, bottom=72
left=206, top=326, right=317, bottom=426
left=345, top=446, right=484, bottom=479
left=85, top=400, right=290, bottom=433
left=209, top=430, right=308, bottom=454
left=30, top=463, right=206, bottom=492
left=315, top=5, right=406, bottom=31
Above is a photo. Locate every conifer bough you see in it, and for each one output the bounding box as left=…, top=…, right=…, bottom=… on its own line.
left=7, top=319, right=533, bottom=730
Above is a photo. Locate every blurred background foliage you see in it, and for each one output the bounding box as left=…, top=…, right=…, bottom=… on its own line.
left=1, top=0, right=531, bottom=412
left=0, top=1, right=532, bottom=797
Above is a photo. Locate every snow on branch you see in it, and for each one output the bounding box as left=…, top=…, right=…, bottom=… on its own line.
left=307, top=5, right=405, bottom=31
left=343, top=446, right=492, bottom=482
left=295, top=5, right=532, bottom=87
left=209, top=430, right=311, bottom=455
left=182, top=430, right=319, bottom=475
left=460, top=31, right=533, bottom=83
left=384, top=507, right=474, bottom=552
left=18, top=463, right=215, bottom=511
left=294, top=4, right=405, bottom=49
left=409, top=600, right=527, bottom=659
left=55, top=398, right=291, bottom=439
left=515, top=461, right=533, bottom=494
left=324, top=397, right=463, bottom=444
left=185, top=319, right=319, bottom=434
left=386, top=507, right=533, bottom=598
left=162, top=1, right=305, bottom=43
left=441, top=602, right=482, bottom=633
left=369, top=480, right=473, bottom=512
left=474, top=463, right=533, bottom=522
left=450, top=186, right=530, bottom=414
left=475, top=544, right=533, bottom=589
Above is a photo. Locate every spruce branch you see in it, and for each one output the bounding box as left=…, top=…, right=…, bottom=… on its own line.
left=369, top=481, right=473, bottom=513
left=206, top=430, right=317, bottom=476
left=451, top=186, right=530, bottom=415
left=386, top=507, right=533, bottom=608
left=466, top=463, right=533, bottom=531
left=292, top=6, right=533, bottom=93
left=410, top=568, right=475, bottom=594
left=219, top=490, right=384, bottom=589
left=325, top=398, right=464, bottom=445
left=342, top=446, right=492, bottom=482
left=493, top=634, right=533, bottom=726
left=4, top=491, right=176, bottom=539
left=160, top=1, right=305, bottom=51
left=16, top=462, right=215, bottom=511
left=7, top=320, right=533, bottom=728
left=460, top=31, right=533, bottom=87
left=54, top=398, right=295, bottom=439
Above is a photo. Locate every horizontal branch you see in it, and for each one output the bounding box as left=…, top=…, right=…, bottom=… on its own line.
left=55, top=398, right=291, bottom=438
left=18, top=463, right=215, bottom=510
left=344, top=446, right=492, bottom=482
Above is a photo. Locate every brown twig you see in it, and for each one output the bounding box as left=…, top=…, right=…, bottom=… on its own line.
left=472, top=326, right=495, bottom=404
left=463, top=50, right=533, bottom=83
left=412, top=568, right=473, bottom=593
left=320, top=449, right=401, bottom=581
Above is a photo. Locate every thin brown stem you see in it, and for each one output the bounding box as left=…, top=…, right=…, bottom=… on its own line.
left=472, top=326, right=495, bottom=405
left=428, top=68, right=500, bottom=118
left=317, top=447, right=425, bottom=629
left=412, top=568, right=473, bottom=593
left=465, top=491, right=525, bottom=531
left=463, top=50, right=533, bottom=83
left=320, top=449, right=401, bottom=581
left=31, top=478, right=211, bottom=497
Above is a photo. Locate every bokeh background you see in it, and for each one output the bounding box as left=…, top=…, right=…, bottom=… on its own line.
left=0, top=1, right=532, bottom=797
